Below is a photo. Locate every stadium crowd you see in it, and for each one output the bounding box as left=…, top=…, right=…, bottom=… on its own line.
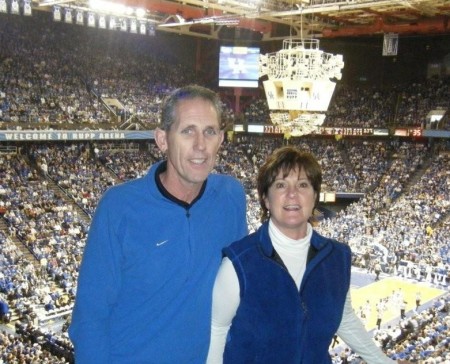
left=0, top=10, right=449, bottom=364
left=1, top=12, right=449, bottom=131
left=1, top=135, right=449, bottom=363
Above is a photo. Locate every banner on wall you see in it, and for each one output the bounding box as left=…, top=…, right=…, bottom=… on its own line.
left=0, top=130, right=154, bottom=141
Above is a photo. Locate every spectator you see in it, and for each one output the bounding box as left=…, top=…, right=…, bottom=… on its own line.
left=69, top=85, right=248, bottom=363
left=207, top=146, right=407, bottom=363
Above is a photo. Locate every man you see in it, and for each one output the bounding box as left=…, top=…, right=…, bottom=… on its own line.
left=415, top=291, right=421, bottom=311
left=400, top=301, right=407, bottom=319
left=374, top=260, right=382, bottom=281
left=376, top=302, right=384, bottom=330
left=69, top=85, right=248, bottom=363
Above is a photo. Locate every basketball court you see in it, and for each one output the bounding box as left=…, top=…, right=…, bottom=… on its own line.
left=350, top=273, right=446, bottom=331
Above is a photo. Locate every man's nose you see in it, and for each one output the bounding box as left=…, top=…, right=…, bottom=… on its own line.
left=194, top=132, right=206, bottom=150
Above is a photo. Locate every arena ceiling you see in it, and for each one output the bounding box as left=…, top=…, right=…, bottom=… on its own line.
left=32, top=0, right=450, bottom=41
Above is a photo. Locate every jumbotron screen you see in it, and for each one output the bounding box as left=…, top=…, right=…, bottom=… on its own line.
left=218, top=45, right=260, bottom=88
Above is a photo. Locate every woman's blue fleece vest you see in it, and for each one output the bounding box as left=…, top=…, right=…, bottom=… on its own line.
left=222, top=222, right=352, bottom=364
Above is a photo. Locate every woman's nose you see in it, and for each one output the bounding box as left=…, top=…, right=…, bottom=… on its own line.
left=287, top=186, right=298, bottom=197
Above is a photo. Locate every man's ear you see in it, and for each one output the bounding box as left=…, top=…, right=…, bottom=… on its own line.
left=154, top=128, right=168, bottom=153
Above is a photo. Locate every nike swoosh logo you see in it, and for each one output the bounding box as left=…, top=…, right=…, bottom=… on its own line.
left=156, top=240, right=169, bottom=247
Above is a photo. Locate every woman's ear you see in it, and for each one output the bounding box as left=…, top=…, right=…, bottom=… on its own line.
left=263, top=194, right=270, bottom=211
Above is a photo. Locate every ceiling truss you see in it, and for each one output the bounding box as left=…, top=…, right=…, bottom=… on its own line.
left=32, top=0, right=450, bottom=41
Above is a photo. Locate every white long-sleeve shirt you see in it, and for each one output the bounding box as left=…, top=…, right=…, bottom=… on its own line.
left=207, top=221, right=396, bottom=364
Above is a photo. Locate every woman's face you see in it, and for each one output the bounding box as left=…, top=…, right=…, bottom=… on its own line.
left=264, top=167, right=316, bottom=240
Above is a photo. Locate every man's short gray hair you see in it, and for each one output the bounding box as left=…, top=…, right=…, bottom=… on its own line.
left=160, top=85, right=223, bottom=131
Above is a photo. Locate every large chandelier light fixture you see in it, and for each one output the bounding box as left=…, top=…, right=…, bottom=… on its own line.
left=259, top=38, right=344, bottom=137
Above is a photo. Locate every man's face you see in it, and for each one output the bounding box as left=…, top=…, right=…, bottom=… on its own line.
left=155, top=97, right=224, bottom=190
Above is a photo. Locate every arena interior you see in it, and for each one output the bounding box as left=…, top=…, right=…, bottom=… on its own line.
left=0, top=0, right=449, bottom=363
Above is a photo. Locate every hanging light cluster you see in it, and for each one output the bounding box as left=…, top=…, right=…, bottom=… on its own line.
left=259, top=38, right=344, bottom=137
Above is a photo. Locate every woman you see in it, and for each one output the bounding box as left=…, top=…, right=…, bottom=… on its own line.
left=207, top=146, right=409, bottom=364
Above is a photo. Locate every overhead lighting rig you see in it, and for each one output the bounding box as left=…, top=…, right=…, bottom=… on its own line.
left=259, top=38, right=344, bottom=137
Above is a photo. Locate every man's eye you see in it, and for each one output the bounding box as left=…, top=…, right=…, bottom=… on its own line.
left=204, top=128, right=218, bottom=136
left=181, top=128, right=194, bottom=134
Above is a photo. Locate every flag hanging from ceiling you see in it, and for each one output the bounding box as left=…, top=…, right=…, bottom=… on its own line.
left=99, top=15, right=106, bottom=29
left=76, top=10, right=84, bottom=25
left=109, top=16, right=116, bottom=30
left=0, top=0, right=7, bottom=13
left=53, top=6, right=61, bottom=21
left=130, top=19, right=137, bottom=33
left=383, top=33, right=398, bottom=56
left=24, top=0, right=32, bottom=16
left=139, top=22, right=146, bottom=35
left=88, top=12, right=96, bottom=27
left=11, top=0, right=19, bottom=14
left=65, top=8, right=73, bottom=23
